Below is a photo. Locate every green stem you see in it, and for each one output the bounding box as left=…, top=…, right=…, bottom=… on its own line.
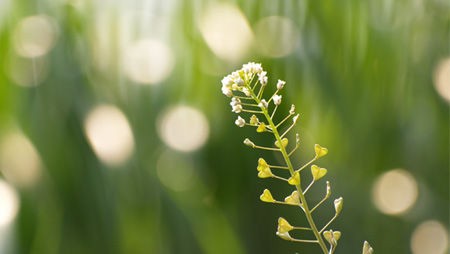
left=247, top=86, right=329, bottom=254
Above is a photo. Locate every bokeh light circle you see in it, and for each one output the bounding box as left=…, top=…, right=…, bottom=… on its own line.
left=411, top=220, right=449, bottom=254
left=254, top=16, right=299, bottom=58
left=199, top=3, right=253, bottom=62
left=372, top=169, right=418, bottom=215
left=0, top=130, right=42, bottom=188
left=123, top=39, right=175, bottom=85
left=157, top=105, right=209, bottom=152
left=7, top=55, right=48, bottom=87
left=13, top=15, right=58, bottom=58
left=0, top=180, right=19, bottom=227
left=84, top=105, right=135, bottom=167
left=433, top=58, right=450, bottom=103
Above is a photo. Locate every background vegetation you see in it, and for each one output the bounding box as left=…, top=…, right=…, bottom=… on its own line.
left=0, top=0, right=448, bottom=253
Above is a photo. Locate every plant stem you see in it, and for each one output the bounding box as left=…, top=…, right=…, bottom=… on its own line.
left=248, top=86, right=329, bottom=254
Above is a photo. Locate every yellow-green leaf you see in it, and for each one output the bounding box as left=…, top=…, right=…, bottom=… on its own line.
left=275, top=138, right=288, bottom=148
left=314, top=144, right=328, bottom=158
left=284, top=190, right=300, bottom=205
left=256, top=123, right=266, bottom=132
left=323, top=230, right=332, bottom=243
left=258, top=166, right=273, bottom=178
left=333, top=231, right=341, bottom=241
left=260, top=189, right=275, bottom=203
left=287, top=171, right=300, bottom=185
left=277, top=217, right=294, bottom=233
left=323, top=230, right=341, bottom=245
left=311, top=165, right=327, bottom=181
left=257, top=158, right=268, bottom=172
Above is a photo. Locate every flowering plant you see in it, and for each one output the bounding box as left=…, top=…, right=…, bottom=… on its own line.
left=221, top=62, right=373, bottom=254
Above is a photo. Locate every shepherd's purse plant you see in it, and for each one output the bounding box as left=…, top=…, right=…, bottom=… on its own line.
left=220, top=62, right=373, bottom=254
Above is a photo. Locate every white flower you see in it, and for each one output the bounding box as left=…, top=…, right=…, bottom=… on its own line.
left=258, top=99, right=268, bottom=109
left=258, top=71, right=268, bottom=86
left=230, top=71, right=240, bottom=80
left=231, top=104, right=242, bottom=113
left=235, top=116, right=246, bottom=127
left=242, top=87, right=251, bottom=96
left=235, top=77, right=244, bottom=86
left=289, top=104, right=295, bottom=115
left=277, top=79, right=286, bottom=90
left=272, top=95, right=282, bottom=105
left=230, top=97, right=241, bottom=106
left=221, top=76, right=233, bottom=87
left=222, top=86, right=233, bottom=97
left=292, top=114, right=299, bottom=123
left=242, top=62, right=263, bottom=74
left=230, top=97, right=243, bottom=113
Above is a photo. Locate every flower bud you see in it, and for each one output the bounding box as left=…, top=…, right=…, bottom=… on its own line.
left=235, top=116, right=245, bottom=127
left=258, top=99, right=268, bottom=109
left=273, top=95, right=282, bottom=105
left=249, top=115, right=259, bottom=125
left=231, top=104, right=242, bottom=113
left=256, top=123, right=267, bottom=132
left=326, top=181, right=331, bottom=198
left=235, top=77, right=244, bottom=86
left=222, top=86, right=233, bottom=97
left=292, top=114, right=300, bottom=123
left=362, top=241, right=374, bottom=254
left=276, top=79, right=286, bottom=90
left=243, top=138, right=255, bottom=147
left=334, top=197, right=343, bottom=215
left=242, top=87, right=251, bottom=96
left=276, top=231, right=292, bottom=241
left=289, top=104, right=295, bottom=115
left=258, top=71, right=268, bottom=86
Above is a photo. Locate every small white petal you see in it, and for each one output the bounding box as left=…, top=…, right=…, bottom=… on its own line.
left=242, top=87, right=251, bottom=96
left=222, top=86, right=233, bottom=97
left=276, top=80, right=286, bottom=90
left=232, top=104, right=243, bottom=113
left=235, top=78, right=244, bottom=86
left=235, top=116, right=246, bottom=127
left=273, top=95, right=282, bottom=105
left=289, top=104, right=295, bottom=115
left=258, top=71, right=268, bottom=86
left=258, top=99, right=268, bottom=109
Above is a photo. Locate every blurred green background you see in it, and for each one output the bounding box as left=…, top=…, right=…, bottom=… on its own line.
left=0, top=0, right=449, bottom=253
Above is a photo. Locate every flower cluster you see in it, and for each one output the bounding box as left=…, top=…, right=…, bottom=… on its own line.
left=221, top=62, right=263, bottom=98
left=219, top=62, right=373, bottom=254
